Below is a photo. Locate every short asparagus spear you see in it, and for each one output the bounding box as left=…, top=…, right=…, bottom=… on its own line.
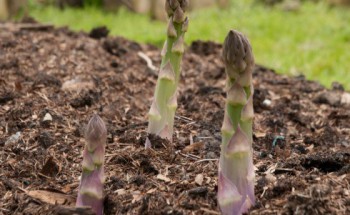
left=218, top=30, right=255, bottom=215
left=147, top=0, right=189, bottom=141
left=76, top=114, right=107, bottom=215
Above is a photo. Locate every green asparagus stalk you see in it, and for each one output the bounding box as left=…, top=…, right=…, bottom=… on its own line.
left=218, top=30, right=255, bottom=215
left=147, top=0, right=189, bottom=141
left=76, top=114, right=107, bottom=215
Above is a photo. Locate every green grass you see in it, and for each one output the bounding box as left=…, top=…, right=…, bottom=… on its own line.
left=28, top=0, right=350, bottom=89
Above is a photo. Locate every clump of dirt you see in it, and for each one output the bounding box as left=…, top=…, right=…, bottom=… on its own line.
left=0, top=23, right=349, bottom=215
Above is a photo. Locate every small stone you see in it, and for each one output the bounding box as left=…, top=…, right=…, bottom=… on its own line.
left=263, top=99, right=271, bottom=106
left=43, top=113, right=52, bottom=122
left=195, top=174, right=204, bottom=186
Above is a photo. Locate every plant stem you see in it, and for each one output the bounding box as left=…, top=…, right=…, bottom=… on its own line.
left=76, top=114, right=107, bottom=215
left=218, top=30, right=255, bottom=215
left=147, top=0, right=189, bottom=142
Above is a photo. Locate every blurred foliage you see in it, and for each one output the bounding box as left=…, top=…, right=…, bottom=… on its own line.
left=27, top=0, right=350, bottom=89
left=83, top=0, right=103, bottom=7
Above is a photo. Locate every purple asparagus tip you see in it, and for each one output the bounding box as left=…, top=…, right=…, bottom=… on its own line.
left=77, top=114, right=107, bottom=215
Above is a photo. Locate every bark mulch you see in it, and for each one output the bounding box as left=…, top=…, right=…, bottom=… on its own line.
left=0, top=23, right=349, bottom=214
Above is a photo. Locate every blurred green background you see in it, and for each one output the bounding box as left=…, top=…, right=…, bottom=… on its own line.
left=26, top=0, right=350, bottom=89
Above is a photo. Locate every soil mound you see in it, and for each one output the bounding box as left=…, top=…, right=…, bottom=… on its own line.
left=0, top=24, right=349, bottom=214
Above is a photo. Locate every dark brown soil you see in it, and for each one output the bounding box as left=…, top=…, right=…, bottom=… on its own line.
left=0, top=23, right=349, bottom=215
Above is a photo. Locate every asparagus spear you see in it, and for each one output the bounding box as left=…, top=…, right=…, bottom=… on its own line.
left=218, top=30, right=255, bottom=215
left=147, top=0, right=189, bottom=141
left=76, top=114, right=107, bottom=215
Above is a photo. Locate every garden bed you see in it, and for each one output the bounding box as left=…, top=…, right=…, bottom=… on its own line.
left=0, top=23, right=349, bottom=214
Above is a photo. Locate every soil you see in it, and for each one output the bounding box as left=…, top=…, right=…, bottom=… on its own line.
left=0, top=22, right=349, bottom=215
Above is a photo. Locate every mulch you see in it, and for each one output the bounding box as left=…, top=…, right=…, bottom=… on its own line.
left=0, top=22, right=349, bottom=214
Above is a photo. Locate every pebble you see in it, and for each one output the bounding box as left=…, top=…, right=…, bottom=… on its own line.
left=43, top=113, right=53, bottom=122
left=263, top=99, right=271, bottom=106
left=195, top=174, right=204, bottom=186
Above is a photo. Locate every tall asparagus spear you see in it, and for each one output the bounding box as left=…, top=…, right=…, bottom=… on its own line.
left=76, top=114, right=107, bottom=215
left=218, top=30, right=255, bottom=215
left=147, top=0, right=189, bottom=141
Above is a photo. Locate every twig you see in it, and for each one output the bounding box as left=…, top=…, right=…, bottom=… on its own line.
left=137, top=52, right=158, bottom=72
left=176, top=151, right=199, bottom=160
left=0, top=208, right=10, bottom=212
left=195, top=159, right=218, bottom=163
left=38, top=173, right=51, bottom=179
left=196, top=136, right=213, bottom=139
left=260, top=186, right=268, bottom=198
left=175, top=115, right=193, bottom=122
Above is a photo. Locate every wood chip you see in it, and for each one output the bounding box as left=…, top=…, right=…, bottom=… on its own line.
left=195, top=174, right=204, bottom=186
left=182, top=142, right=204, bottom=153
left=25, top=190, right=75, bottom=206
left=157, top=174, right=171, bottom=182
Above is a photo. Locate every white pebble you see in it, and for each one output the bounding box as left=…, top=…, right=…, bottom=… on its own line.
left=263, top=99, right=272, bottom=106
left=43, top=113, right=53, bottom=122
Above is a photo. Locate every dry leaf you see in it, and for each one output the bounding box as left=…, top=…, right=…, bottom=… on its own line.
left=147, top=188, right=157, bottom=194
left=132, top=191, right=142, bottom=203
left=26, top=190, right=75, bottom=205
